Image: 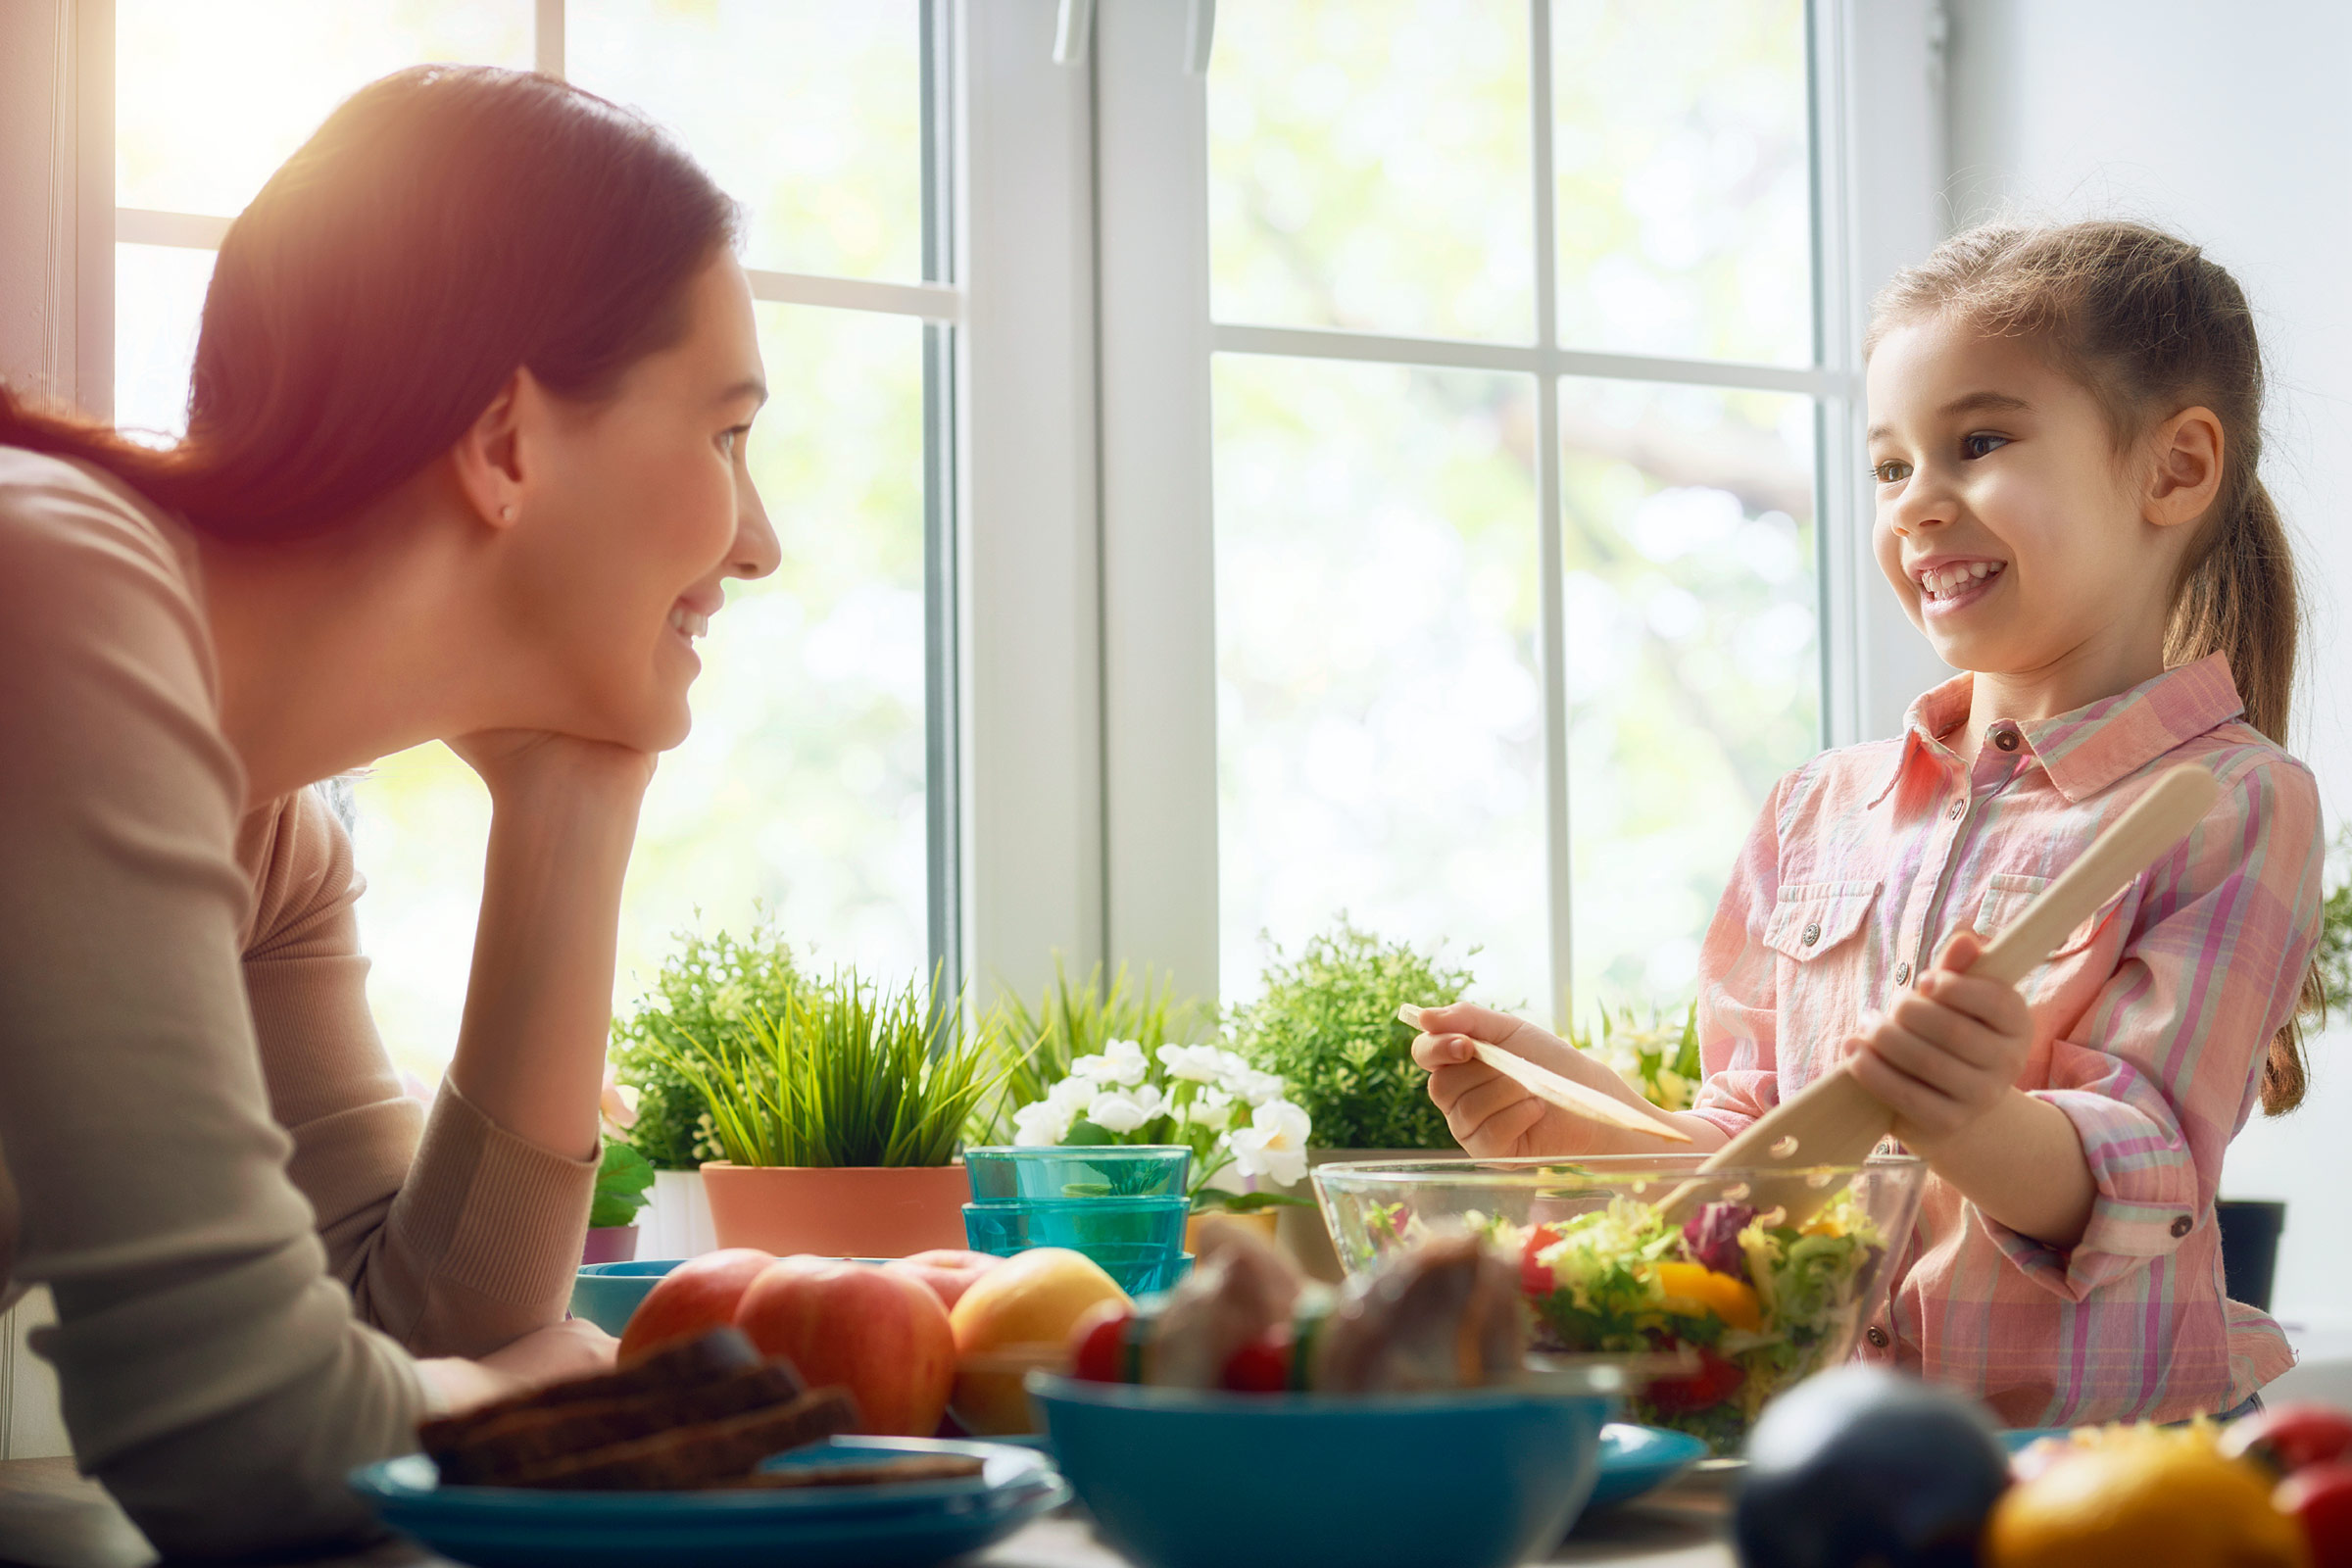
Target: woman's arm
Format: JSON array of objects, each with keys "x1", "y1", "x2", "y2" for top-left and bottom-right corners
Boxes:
[{"x1": 443, "y1": 730, "x2": 655, "y2": 1163}]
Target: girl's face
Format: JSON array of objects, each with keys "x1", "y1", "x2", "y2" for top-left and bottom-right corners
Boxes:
[
  {"x1": 1865, "y1": 311, "x2": 2190, "y2": 681},
  {"x1": 499, "y1": 253, "x2": 780, "y2": 752}
]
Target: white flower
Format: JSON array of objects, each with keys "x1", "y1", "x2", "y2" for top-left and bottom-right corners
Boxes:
[
  {"x1": 1222, "y1": 1065, "x2": 1290, "y2": 1107},
  {"x1": 1099, "y1": 1038, "x2": 1150, "y2": 1085},
  {"x1": 1086, "y1": 1083, "x2": 1167, "y2": 1134},
  {"x1": 1187, "y1": 1085, "x2": 1236, "y2": 1130},
  {"x1": 1046, "y1": 1075, "x2": 1097, "y2": 1116},
  {"x1": 1226, "y1": 1098, "x2": 1310, "y2": 1187},
  {"x1": 1012, "y1": 1099, "x2": 1076, "y2": 1147},
  {"x1": 1156, "y1": 1043, "x2": 1227, "y2": 1083}
]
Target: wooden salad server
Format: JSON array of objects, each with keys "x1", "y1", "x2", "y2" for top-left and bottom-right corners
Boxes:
[
  {"x1": 1396, "y1": 1004, "x2": 1690, "y2": 1142},
  {"x1": 1655, "y1": 761, "x2": 2222, "y2": 1226}
]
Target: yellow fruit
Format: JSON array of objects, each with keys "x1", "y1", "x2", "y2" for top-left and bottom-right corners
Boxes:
[
  {"x1": 948, "y1": 1248, "x2": 1129, "y2": 1436},
  {"x1": 1985, "y1": 1426, "x2": 2310, "y2": 1568},
  {"x1": 1652, "y1": 1261, "x2": 1763, "y2": 1333}
]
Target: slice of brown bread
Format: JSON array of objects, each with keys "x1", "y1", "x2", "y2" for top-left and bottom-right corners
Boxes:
[
  {"x1": 493, "y1": 1386, "x2": 862, "y2": 1492},
  {"x1": 418, "y1": 1328, "x2": 764, "y2": 1456},
  {"x1": 430, "y1": 1361, "x2": 810, "y2": 1486}
]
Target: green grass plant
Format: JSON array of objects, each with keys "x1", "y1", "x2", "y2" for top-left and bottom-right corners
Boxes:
[{"x1": 973, "y1": 959, "x2": 1203, "y2": 1144}]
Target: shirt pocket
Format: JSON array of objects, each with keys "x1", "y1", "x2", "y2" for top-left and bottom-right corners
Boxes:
[
  {"x1": 1971, "y1": 871, "x2": 2129, "y2": 959},
  {"x1": 1764, "y1": 879, "x2": 1881, "y2": 963}
]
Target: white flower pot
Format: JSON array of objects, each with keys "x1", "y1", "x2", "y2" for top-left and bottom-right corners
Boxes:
[{"x1": 636, "y1": 1168, "x2": 717, "y2": 1259}]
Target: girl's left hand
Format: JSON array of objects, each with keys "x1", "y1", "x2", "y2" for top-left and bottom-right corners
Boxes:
[{"x1": 1840, "y1": 929, "x2": 2034, "y2": 1149}]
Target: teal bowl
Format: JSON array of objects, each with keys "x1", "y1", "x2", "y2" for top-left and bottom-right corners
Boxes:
[
  {"x1": 569, "y1": 1258, "x2": 681, "y2": 1336},
  {"x1": 1028, "y1": 1374, "x2": 1608, "y2": 1568},
  {"x1": 963, "y1": 1146, "x2": 1192, "y2": 1201}
]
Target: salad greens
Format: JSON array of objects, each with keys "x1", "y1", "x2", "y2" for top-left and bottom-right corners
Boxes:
[{"x1": 1506, "y1": 1191, "x2": 1884, "y2": 1449}]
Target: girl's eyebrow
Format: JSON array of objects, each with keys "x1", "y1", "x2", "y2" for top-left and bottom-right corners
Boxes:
[{"x1": 1867, "y1": 389, "x2": 2028, "y2": 444}]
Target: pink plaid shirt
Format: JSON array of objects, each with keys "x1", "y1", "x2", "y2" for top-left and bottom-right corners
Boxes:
[{"x1": 1690, "y1": 655, "x2": 2322, "y2": 1426}]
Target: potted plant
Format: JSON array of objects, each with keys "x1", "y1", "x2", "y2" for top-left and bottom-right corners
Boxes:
[
  {"x1": 987, "y1": 963, "x2": 1314, "y2": 1245},
  {"x1": 647, "y1": 967, "x2": 1008, "y2": 1258},
  {"x1": 1567, "y1": 1001, "x2": 1702, "y2": 1112},
  {"x1": 583, "y1": 1135, "x2": 656, "y2": 1264},
  {"x1": 611, "y1": 917, "x2": 804, "y2": 1256},
  {"x1": 1228, "y1": 921, "x2": 1476, "y2": 1278}
]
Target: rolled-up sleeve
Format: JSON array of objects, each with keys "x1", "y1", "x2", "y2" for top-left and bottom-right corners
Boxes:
[
  {"x1": 242, "y1": 790, "x2": 597, "y2": 1357},
  {"x1": 1985, "y1": 757, "x2": 2323, "y2": 1298},
  {"x1": 0, "y1": 459, "x2": 422, "y2": 1558},
  {"x1": 1691, "y1": 772, "x2": 1794, "y2": 1141}
]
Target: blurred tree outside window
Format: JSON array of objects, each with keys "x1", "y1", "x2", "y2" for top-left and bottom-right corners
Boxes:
[{"x1": 1209, "y1": 0, "x2": 1819, "y2": 1019}]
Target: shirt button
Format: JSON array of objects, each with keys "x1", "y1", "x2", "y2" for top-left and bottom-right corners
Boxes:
[
  {"x1": 2170, "y1": 1214, "x2": 2193, "y2": 1239},
  {"x1": 1893, "y1": 962, "x2": 1912, "y2": 987},
  {"x1": 1866, "y1": 1326, "x2": 1890, "y2": 1348},
  {"x1": 1947, "y1": 800, "x2": 1966, "y2": 820},
  {"x1": 1993, "y1": 727, "x2": 2021, "y2": 752},
  {"x1": 1801, "y1": 922, "x2": 1822, "y2": 947}
]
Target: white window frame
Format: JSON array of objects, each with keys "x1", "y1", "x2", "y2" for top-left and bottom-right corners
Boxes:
[{"x1": 1082, "y1": 0, "x2": 1954, "y2": 1021}]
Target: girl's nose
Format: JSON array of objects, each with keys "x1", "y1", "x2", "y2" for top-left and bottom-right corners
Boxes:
[{"x1": 1886, "y1": 478, "x2": 1951, "y2": 537}]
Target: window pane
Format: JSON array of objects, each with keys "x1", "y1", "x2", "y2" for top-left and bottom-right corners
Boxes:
[
  {"x1": 1560, "y1": 380, "x2": 1817, "y2": 1010},
  {"x1": 1551, "y1": 0, "x2": 1812, "y2": 366},
  {"x1": 118, "y1": 0, "x2": 531, "y2": 219},
  {"x1": 568, "y1": 1, "x2": 923, "y2": 283},
  {"x1": 115, "y1": 243, "x2": 214, "y2": 441},
  {"x1": 1214, "y1": 356, "x2": 1545, "y2": 1010},
  {"x1": 1209, "y1": 1, "x2": 1534, "y2": 343},
  {"x1": 352, "y1": 304, "x2": 927, "y2": 1078}
]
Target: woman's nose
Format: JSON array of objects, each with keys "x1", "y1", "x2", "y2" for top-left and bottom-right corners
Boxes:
[{"x1": 731, "y1": 485, "x2": 781, "y2": 581}]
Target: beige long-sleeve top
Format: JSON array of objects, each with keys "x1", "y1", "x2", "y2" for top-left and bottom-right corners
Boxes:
[{"x1": 0, "y1": 446, "x2": 598, "y2": 1556}]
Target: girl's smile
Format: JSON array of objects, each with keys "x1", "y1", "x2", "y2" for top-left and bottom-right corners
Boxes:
[{"x1": 1909, "y1": 554, "x2": 2010, "y2": 617}]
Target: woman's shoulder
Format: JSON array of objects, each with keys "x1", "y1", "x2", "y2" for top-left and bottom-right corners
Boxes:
[{"x1": 0, "y1": 444, "x2": 198, "y2": 606}]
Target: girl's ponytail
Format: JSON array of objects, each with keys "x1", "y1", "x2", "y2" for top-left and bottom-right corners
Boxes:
[{"x1": 1872, "y1": 220, "x2": 2317, "y2": 1114}]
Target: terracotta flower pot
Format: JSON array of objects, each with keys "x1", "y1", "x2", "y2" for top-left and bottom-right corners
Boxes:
[
  {"x1": 700, "y1": 1162, "x2": 970, "y2": 1258},
  {"x1": 581, "y1": 1225, "x2": 640, "y2": 1265},
  {"x1": 1275, "y1": 1147, "x2": 1462, "y2": 1282}
]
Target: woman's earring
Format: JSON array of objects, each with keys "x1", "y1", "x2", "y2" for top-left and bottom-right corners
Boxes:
[{"x1": 500, "y1": 503, "x2": 514, "y2": 522}]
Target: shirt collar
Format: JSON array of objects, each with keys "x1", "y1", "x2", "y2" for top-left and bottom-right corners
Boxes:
[{"x1": 1867, "y1": 654, "x2": 2246, "y2": 807}]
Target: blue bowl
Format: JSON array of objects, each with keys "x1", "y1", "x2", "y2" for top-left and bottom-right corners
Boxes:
[
  {"x1": 1028, "y1": 1374, "x2": 1608, "y2": 1568},
  {"x1": 963, "y1": 1146, "x2": 1192, "y2": 1201},
  {"x1": 569, "y1": 1259, "x2": 682, "y2": 1337}
]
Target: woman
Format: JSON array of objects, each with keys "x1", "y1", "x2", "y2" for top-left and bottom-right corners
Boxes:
[{"x1": 0, "y1": 67, "x2": 776, "y2": 1554}]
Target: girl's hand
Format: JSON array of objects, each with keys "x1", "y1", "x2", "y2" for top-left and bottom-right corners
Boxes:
[
  {"x1": 1412, "y1": 1003, "x2": 1723, "y2": 1158},
  {"x1": 1842, "y1": 929, "x2": 2034, "y2": 1149}
]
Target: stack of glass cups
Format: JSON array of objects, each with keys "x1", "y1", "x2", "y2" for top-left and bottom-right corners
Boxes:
[{"x1": 961, "y1": 1147, "x2": 1194, "y2": 1296}]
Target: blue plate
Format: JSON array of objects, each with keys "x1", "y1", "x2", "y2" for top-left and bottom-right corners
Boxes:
[
  {"x1": 347, "y1": 1436, "x2": 1068, "y2": 1568},
  {"x1": 1582, "y1": 1423, "x2": 1710, "y2": 1512}
]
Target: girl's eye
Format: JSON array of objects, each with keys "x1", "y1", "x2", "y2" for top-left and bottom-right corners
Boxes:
[
  {"x1": 1961, "y1": 431, "x2": 2009, "y2": 460},
  {"x1": 1870, "y1": 459, "x2": 1912, "y2": 484}
]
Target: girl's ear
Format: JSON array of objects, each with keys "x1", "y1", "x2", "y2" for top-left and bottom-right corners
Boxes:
[
  {"x1": 2144, "y1": 405, "x2": 2226, "y2": 531},
  {"x1": 447, "y1": 368, "x2": 535, "y2": 532}
]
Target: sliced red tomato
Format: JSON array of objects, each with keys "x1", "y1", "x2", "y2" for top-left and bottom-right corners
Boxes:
[
  {"x1": 1643, "y1": 1347, "x2": 1746, "y2": 1416},
  {"x1": 1070, "y1": 1303, "x2": 1134, "y2": 1384},
  {"x1": 1520, "y1": 1224, "x2": 1563, "y2": 1298},
  {"x1": 1221, "y1": 1333, "x2": 1292, "y2": 1394}
]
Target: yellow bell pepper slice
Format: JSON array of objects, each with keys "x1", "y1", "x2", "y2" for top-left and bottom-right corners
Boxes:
[{"x1": 1652, "y1": 1260, "x2": 1763, "y2": 1333}]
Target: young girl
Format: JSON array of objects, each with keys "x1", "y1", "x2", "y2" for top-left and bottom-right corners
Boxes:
[{"x1": 1414, "y1": 220, "x2": 2324, "y2": 1428}]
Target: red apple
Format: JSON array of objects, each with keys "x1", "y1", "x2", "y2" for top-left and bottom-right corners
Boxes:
[
  {"x1": 886, "y1": 1250, "x2": 1005, "y2": 1311},
  {"x1": 615, "y1": 1248, "x2": 774, "y2": 1364},
  {"x1": 734, "y1": 1256, "x2": 956, "y2": 1437}
]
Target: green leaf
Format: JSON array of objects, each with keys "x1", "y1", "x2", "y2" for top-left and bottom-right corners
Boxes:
[
  {"x1": 588, "y1": 1193, "x2": 643, "y2": 1229},
  {"x1": 1060, "y1": 1119, "x2": 1117, "y2": 1147}
]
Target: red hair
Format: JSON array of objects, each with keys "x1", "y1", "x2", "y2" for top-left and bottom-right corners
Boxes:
[{"x1": 0, "y1": 66, "x2": 738, "y2": 540}]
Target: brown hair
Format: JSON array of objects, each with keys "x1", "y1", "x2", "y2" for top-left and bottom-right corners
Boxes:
[
  {"x1": 0, "y1": 65, "x2": 737, "y2": 541},
  {"x1": 1870, "y1": 220, "x2": 2316, "y2": 1113}
]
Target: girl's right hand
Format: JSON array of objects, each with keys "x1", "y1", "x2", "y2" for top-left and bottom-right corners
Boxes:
[{"x1": 1410, "y1": 1003, "x2": 1726, "y2": 1158}]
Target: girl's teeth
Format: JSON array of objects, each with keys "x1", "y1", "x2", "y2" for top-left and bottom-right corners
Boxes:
[{"x1": 1922, "y1": 562, "x2": 2003, "y2": 600}]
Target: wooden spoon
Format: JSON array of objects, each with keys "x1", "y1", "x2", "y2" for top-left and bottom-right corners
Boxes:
[{"x1": 1655, "y1": 762, "x2": 2222, "y2": 1226}]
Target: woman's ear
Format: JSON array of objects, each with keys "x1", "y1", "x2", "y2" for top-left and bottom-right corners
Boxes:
[
  {"x1": 448, "y1": 368, "x2": 533, "y2": 531},
  {"x1": 2144, "y1": 405, "x2": 2226, "y2": 531}
]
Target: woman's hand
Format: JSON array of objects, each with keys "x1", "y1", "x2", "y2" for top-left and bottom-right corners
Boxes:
[
  {"x1": 416, "y1": 1318, "x2": 618, "y2": 1416},
  {"x1": 1841, "y1": 929, "x2": 2034, "y2": 1149},
  {"x1": 446, "y1": 728, "x2": 657, "y2": 807},
  {"x1": 1411, "y1": 1003, "x2": 1725, "y2": 1158}
]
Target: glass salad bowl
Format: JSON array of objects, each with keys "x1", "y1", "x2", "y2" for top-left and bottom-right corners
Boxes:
[{"x1": 1313, "y1": 1154, "x2": 1927, "y2": 1450}]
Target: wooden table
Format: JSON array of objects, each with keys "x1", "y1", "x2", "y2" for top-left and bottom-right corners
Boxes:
[{"x1": 0, "y1": 1456, "x2": 1735, "y2": 1568}]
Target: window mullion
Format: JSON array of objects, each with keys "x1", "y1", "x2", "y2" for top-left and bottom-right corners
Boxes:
[{"x1": 1528, "y1": 0, "x2": 1574, "y2": 1032}]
